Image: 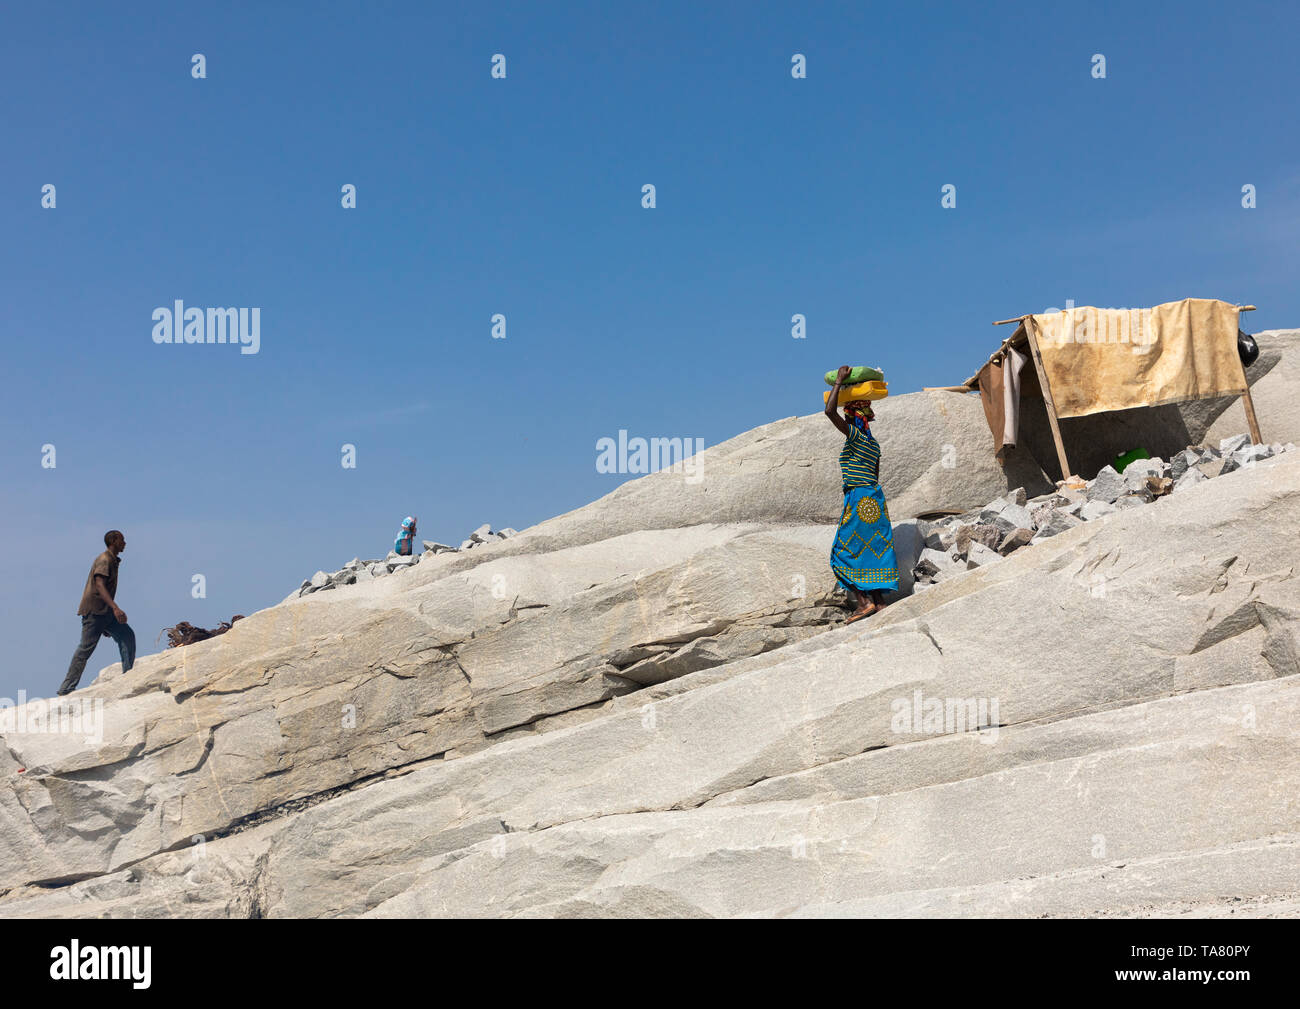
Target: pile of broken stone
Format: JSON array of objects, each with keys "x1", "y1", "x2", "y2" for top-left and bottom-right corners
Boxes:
[
  {"x1": 912, "y1": 434, "x2": 1294, "y2": 589},
  {"x1": 296, "y1": 523, "x2": 518, "y2": 597}
]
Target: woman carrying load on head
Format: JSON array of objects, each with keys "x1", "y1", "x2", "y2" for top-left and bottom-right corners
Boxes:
[{"x1": 824, "y1": 365, "x2": 898, "y2": 623}]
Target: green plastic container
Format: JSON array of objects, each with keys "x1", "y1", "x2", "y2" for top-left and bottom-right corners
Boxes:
[
  {"x1": 1113, "y1": 447, "x2": 1151, "y2": 473},
  {"x1": 824, "y1": 366, "x2": 885, "y2": 387}
]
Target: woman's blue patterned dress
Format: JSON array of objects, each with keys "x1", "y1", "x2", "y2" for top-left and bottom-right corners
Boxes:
[{"x1": 830, "y1": 423, "x2": 899, "y2": 592}]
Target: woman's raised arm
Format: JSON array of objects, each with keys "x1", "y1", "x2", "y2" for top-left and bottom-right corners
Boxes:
[{"x1": 824, "y1": 365, "x2": 852, "y2": 436}]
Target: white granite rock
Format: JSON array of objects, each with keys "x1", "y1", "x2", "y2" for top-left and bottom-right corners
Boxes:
[
  {"x1": 1080, "y1": 500, "x2": 1117, "y2": 522},
  {"x1": 6, "y1": 375, "x2": 1300, "y2": 919},
  {"x1": 1087, "y1": 465, "x2": 1127, "y2": 503}
]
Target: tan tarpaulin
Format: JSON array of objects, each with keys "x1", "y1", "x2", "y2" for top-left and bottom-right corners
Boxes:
[{"x1": 1029, "y1": 298, "x2": 1246, "y2": 419}]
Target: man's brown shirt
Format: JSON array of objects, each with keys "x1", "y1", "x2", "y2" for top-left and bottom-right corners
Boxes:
[{"x1": 77, "y1": 550, "x2": 119, "y2": 616}]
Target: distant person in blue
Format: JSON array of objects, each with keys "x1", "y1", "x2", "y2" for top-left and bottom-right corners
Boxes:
[
  {"x1": 394, "y1": 516, "x2": 418, "y2": 556},
  {"x1": 824, "y1": 366, "x2": 898, "y2": 623}
]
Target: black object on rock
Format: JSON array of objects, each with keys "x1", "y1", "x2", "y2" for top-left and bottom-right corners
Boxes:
[
  {"x1": 160, "y1": 616, "x2": 244, "y2": 648},
  {"x1": 1238, "y1": 330, "x2": 1260, "y2": 368}
]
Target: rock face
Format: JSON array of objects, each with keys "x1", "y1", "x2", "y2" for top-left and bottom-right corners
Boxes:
[
  {"x1": 2, "y1": 365, "x2": 1299, "y2": 917},
  {"x1": 1200, "y1": 329, "x2": 1300, "y2": 449}
]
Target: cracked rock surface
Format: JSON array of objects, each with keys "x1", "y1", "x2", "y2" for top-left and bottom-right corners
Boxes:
[{"x1": 2, "y1": 333, "x2": 1298, "y2": 917}]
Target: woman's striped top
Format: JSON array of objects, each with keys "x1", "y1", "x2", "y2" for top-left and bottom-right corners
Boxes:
[{"x1": 840, "y1": 425, "x2": 881, "y2": 488}]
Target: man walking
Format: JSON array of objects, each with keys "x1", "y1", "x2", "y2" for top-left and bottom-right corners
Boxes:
[{"x1": 58, "y1": 530, "x2": 136, "y2": 696}]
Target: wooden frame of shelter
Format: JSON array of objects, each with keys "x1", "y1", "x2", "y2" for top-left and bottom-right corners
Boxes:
[{"x1": 925, "y1": 304, "x2": 1262, "y2": 481}]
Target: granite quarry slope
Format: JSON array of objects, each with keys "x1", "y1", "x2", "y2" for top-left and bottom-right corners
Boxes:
[{"x1": 1, "y1": 332, "x2": 1297, "y2": 918}]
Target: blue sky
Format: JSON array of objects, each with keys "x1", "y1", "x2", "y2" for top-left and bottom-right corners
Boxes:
[{"x1": 2, "y1": 0, "x2": 1297, "y2": 698}]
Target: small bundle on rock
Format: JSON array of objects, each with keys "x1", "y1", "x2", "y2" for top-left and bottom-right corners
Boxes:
[
  {"x1": 161, "y1": 616, "x2": 244, "y2": 648},
  {"x1": 910, "y1": 435, "x2": 1295, "y2": 591},
  {"x1": 296, "y1": 524, "x2": 520, "y2": 597}
]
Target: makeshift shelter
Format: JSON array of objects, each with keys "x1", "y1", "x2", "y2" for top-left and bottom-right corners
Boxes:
[{"x1": 937, "y1": 298, "x2": 1262, "y2": 481}]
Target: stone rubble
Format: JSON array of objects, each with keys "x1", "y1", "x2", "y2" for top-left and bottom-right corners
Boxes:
[
  {"x1": 911, "y1": 437, "x2": 1295, "y2": 590},
  {"x1": 296, "y1": 524, "x2": 518, "y2": 597}
]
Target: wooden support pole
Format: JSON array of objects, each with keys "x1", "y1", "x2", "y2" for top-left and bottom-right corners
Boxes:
[
  {"x1": 1241, "y1": 387, "x2": 1263, "y2": 445},
  {"x1": 923, "y1": 385, "x2": 977, "y2": 392},
  {"x1": 1021, "y1": 316, "x2": 1073, "y2": 481},
  {"x1": 1237, "y1": 305, "x2": 1262, "y2": 444}
]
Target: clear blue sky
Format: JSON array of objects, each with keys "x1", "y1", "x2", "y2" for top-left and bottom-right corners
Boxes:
[{"x1": 2, "y1": 1, "x2": 1297, "y2": 698}]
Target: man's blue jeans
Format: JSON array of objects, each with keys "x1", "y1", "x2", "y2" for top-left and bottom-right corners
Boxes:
[{"x1": 59, "y1": 613, "x2": 135, "y2": 695}]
